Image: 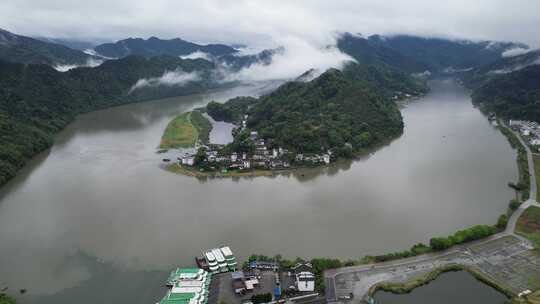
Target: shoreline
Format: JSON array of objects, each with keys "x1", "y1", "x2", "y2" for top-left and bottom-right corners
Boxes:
[
  {"x1": 163, "y1": 130, "x2": 403, "y2": 179},
  {"x1": 324, "y1": 112, "x2": 540, "y2": 303}
]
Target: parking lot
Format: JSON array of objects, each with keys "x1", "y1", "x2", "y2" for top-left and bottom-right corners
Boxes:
[
  {"x1": 326, "y1": 235, "x2": 539, "y2": 303},
  {"x1": 216, "y1": 271, "x2": 277, "y2": 304}
]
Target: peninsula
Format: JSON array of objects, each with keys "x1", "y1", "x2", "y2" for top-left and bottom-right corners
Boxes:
[{"x1": 161, "y1": 63, "x2": 426, "y2": 177}]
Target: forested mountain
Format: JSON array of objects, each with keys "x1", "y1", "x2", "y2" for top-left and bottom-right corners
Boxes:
[
  {"x1": 94, "y1": 36, "x2": 238, "y2": 58},
  {"x1": 207, "y1": 62, "x2": 426, "y2": 157},
  {"x1": 471, "y1": 65, "x2": 540, "y2": 121},
  {"x1": 368, "y1": 35, "x2": 523, "y2": 72},
  {"x1": 338, "y1": 33, "x2": 523, "y2": 73},
  {"x1": 337, "y1": 33, "x2": 428, "y2": 73},
  {"x1": 463, "y1": 49, "x2": 540, "y2": 88},
  {"x1": 218, "y1": 47, "x2": 283, "y2": 70},
  {"x1": 0, "y1": 28, "x2": 93, "y2": 65},
  {"x1": 0, "y1": 55, "x2": 219, "y2": 186}
]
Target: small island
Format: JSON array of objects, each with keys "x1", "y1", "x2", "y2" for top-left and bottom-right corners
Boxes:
[{"x1": 161, "y1": 64, "x2": 426, "y2": 177}]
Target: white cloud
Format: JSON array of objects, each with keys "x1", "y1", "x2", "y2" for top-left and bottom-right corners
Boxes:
[
  {"x1": 53, "y1": 57, "x2": 103, "y2": 72},
  {"x1": 129, "y1": 69, "x2": 201, "y2": 93},
  {"x1": 180, "y1": 51, "x2": 212, "y2": 61},
  {"x1": 221, "y1": 35, "x2": 354, "y2": 82},
  {"x1": 502, "y1": 47, "x2": 531, "y2": 58}
]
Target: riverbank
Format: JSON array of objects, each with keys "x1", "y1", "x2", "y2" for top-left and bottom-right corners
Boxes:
[
  {"x1": 166, "y1": 163, "x2": 275, "y2": 178},
  {"x1": 498, "y1": 121, "x2": 531, "y2": 201}
]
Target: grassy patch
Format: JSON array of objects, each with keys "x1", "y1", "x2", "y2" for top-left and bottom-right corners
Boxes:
[
  {"x1": 190, "y1": 110, "x2": 212, "y2": 144},
  {"x1": 516, "y1": 206, "x2": 540, "y2": 251},
  {"x1": 535, "y1": 154, "x2": 540, "y2": 202},
  {"x1": 160, "y1": 112, "x2": 198, "y2": 149}
]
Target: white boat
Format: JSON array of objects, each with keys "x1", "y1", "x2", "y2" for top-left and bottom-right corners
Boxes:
[
  {"x1": 220, "y1": 246, "x2": 237, "y2": 271},
  {"x1": 204, "y1": 250, "x2": 219, "y2": 272},
  {"x1": 211, "y1": 248, "x2": 228, "y2": 272}
]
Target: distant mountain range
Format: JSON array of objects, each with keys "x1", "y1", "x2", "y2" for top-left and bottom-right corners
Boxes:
[
  {"x1": 33, "y1": 37, "x2": 101, "y2": 51},
  {"x1": 91, "y1": 36, "x2": 280, "y2": 71},
  {"x1": 93, "y1": 36, "x2": 238, "y2": 58},
  {"x1": 0, "y1": 28, "x2": 94, "y2": 66},
  {"x1": 0, "y1": 29, "x2": 277, "y2": 71},
  {"x1": 337, "y1": 33, "x2": 525, "y2": 73}
]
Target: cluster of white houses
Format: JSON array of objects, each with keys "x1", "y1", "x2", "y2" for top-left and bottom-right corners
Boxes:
[
  {"x1": 179, "y1": 131, "x2": 332, "y2": 170},
  {"x1": 509, "y1": 120, "x2": 540, "y2": 147}
]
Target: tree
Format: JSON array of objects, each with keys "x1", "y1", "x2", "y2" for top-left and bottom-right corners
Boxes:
[
  {"x1": 251, "y1": 293, "x2": 272, "y2": 304},
  {"x1": 429, "y1": 237, "x2": 452, "y2": 251},
  {"x1": 194, "y1": 147, "x2": 207, "y2": 165},
  {"x1": 496, "y1": 214, "x2": 508, "y2": 229}
]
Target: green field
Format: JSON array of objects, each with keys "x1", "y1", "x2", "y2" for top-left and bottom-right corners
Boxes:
[
  {"x1": 535, "y1": 154, "x2": 540, "y2": 202},
  {"x1": 190, "y1": 110, "x2": 212, "y2": 144},
  {"x1": 159, "y1": 111, "x2": 212, "y2": 149},
  {"x1": 516, "y1": 206, "x2": 540, "y2": 250}
]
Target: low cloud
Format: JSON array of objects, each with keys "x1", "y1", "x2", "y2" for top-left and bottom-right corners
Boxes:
[
  {"x1": 502, "y1": 47, "x2": 531, "y2": 58},
  {"x1": 53, "y1": 57, "x2": 103, "y2": 72},
  {"x1": 180, "y1": 51, "x2": 212, "y2": 61},
  {"x1": 220, "y1": 35, "x2": 354, "y2": 82},
  {"x1": 129, "y1": 69, "x2": 201, "y2": 93}
]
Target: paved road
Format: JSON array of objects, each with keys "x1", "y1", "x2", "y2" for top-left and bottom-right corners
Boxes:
[
  {"x1": 324, "y1": 122, "x2": 540, "y2": 303},
  {"x1": 505, "y1": 124, "x2": 540, "y2": 234}
]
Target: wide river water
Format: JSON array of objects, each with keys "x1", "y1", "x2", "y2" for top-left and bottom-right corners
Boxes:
[{"x1": 0, "y1": 79, "x2": 517, "y2": 303}]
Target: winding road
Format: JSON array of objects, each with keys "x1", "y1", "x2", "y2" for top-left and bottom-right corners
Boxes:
[{"x1": 324, "y1": 122, "x2": 540, "y2": 303}]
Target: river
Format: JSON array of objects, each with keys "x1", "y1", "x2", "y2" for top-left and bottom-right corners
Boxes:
[{"x1": 0, "y1": 79, "x2": 517, "y2": 304}]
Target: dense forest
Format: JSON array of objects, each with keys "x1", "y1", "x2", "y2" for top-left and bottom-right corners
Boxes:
[
  {"x1": 207, "y1": 62, "x2": 427, "y2": 157},
  {"x1": 0, "y1": 55, "x2": 219, "y2": 186},
  {"x1": 471, "y1": 65, "x2": 540, "y2": 121},
  {"x1": 206, "y1": 96, "x2": 258, "y2": 123}
]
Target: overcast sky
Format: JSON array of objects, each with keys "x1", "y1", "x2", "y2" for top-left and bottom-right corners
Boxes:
[
  {"x1": 1, "y1": 0, "x2": 539, "y2": 48},
  {"x1": 2, "y1": 0, "x2": 538, "y2": 80}
]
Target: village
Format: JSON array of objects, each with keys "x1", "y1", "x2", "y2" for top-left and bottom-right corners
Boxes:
[
  {"x1": 158, "y1": 246, "x2": 321, "y2": 304},
  {"x1": 509, "y1": 119, "x2": 540, "y2": 149},
  {"x1": 178, "y1": 128, "x2": 333, "y2": 172}
]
